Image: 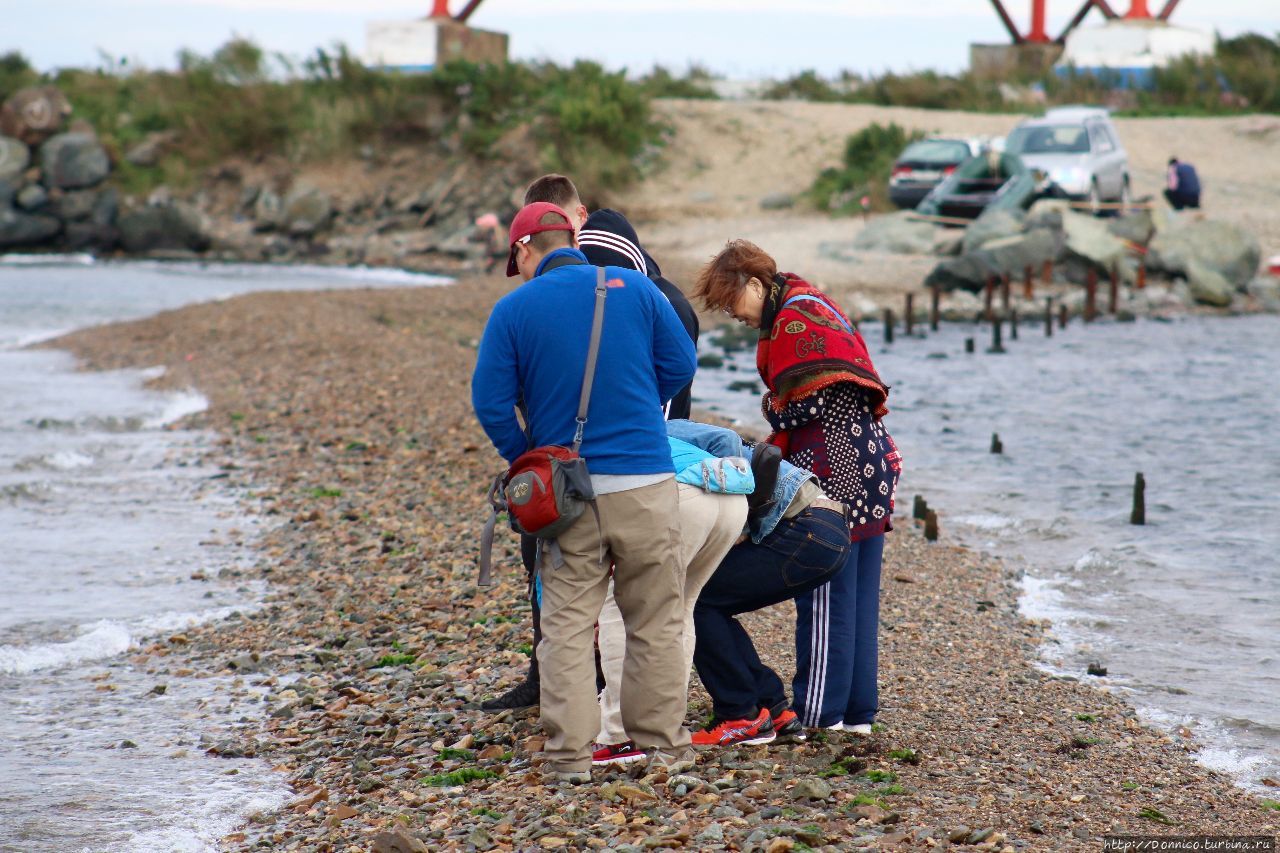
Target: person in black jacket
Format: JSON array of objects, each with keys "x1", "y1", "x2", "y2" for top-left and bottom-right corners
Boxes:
[{"x1": 480, "y1": 175, "x2": 700, "y2": 712}]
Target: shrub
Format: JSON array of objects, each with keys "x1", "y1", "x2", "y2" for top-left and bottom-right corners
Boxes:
[
  {"x1": 638, "y1": 65, "x2": 719, "y2": 100},
  {"x1": 808, "y1": 122, "x2": 924, "y2": 213}
]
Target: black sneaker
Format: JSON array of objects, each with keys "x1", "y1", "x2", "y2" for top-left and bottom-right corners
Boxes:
[{"x1": 480, "y1": 676, "x2": 540, "y2": 711}]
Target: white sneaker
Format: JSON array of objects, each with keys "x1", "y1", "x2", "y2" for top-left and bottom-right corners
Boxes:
[
  {"x1": 846, "y1": 723, "x2": 873, "y2": 736},
  {"x1": 825, "y1": 722, "x2": 845, "y2": 731}
]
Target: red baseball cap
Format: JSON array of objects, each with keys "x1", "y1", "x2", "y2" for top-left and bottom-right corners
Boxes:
[{"x1": 506, "y1": 202, "x2": 575, "y2": 277}]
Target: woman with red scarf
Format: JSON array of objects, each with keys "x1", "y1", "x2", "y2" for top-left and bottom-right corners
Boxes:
[{"x1": 693, "y1": 239, "x2": 901, "y2": 733}]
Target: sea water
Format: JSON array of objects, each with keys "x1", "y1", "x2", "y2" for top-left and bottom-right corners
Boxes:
[
  {"x1": 0, "y1": 258, "x2": 449, "y2": 852},
  {"x1": 694, "y1": 313, "x2": 1280, "y2": 792}
]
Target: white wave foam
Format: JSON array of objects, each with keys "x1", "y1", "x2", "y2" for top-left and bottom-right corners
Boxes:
[
  {"x1": 0, "y1": 252, "x2": 96, "y2": 267},
  {"x1": 138, "y1": 365, "x2": 168, "y2": 381},
  {"x1": 143, "y1": 391, "x2": 209, "y2": 428},
  {"x1": 953, "y1": 513, "x2": 1019, "y2": 532},
  {"x1": 1072, "y1": 549, "x2": 1115, "y2": 572},
  {"x1": 114, "y1": 259, "x2": 452, "y2": 287},
  {"x1": 43, "y1": 450, "x2": 95, "y2": 470},
  {"x1": 118, "y1": 788, "x2": 289, "y2": 853},
  {"x1": 0, "y1": 605, "x2": 248, "y2": 675},
  {"x1": 0, "y1": 621, "x2": 133, "y2": 675}
]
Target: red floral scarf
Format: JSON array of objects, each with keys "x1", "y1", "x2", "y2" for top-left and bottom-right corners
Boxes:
[{"x1": 755, "y1": 275, "x2": 889, "y2": 419}]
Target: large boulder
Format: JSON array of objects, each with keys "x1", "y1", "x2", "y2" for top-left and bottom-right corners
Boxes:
[
  {"x1": 63, "y1": 221, "x2": 119, "y2": 252},
  {"x1": 1060, "y1": 209, "x2": 1126, "y2": 274},
  {"x1": 49, "y1": 189, "x2": 99, "y2": 222},
  {"x1": 924, "y1": 254, "x2": 996, "y2": 293},
  {"x1": 0, "y1": 208, "x2": 61, "y2": 247},
  {"x1": 16, "y1": 184, "x2": 47, "y2": 211},
  {"x1": 851, "y1": 212, "x2": 936, "y2": 255},
  {"x1": 1148, "y1": 218, "x2": 1260, "y2": 289},
  {"x1": 0, "y1": 87, "x2": 72, "y2": 146},
  {"x1": 1184, "y1": 260, "x2": 1235, "y2": 307},
  {"x1": 0, "y1": 135, "x2": 29, "y2": 182},
  {"x1": 253, "y1": 188, "x2": 282, "y2": 231},
  {"x1": 0, "y1": 177, "x2": 15, "y2": 207},
  {"x1": 1107, "y1": 209, "x2": 1156, "y2": 246},
  {"x1": 40, "y1": 133, "x2": 110, "y2": 189},
  {"x1": 280, "y1": 185, "x2": 333, "y2": 236},
  {"x1": 118, "y1": 202, "x2": 211, "y2": 254},
  {"x1": 974, "y1": 228, "x2": 1059, "y2": 277},
  {"x1": 962, "y1": 208, "x2": 1024, "y2": 254},
  {"x1": 1247, "y1": 276, "x2": 1280, "y2": 310}
]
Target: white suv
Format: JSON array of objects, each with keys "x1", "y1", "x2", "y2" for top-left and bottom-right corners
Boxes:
[{"x1": 1004, "y1": 107, "x2": 1129, "y2": 208}]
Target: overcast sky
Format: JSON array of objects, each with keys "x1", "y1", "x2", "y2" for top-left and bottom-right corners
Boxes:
[{"x1": 7, "y1": 0, "x2": 1276, "y2": 78}]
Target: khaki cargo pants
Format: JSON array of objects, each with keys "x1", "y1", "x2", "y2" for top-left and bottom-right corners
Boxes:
[{"x1": 537, "y1": 476, "x2": 691, "y2": 773}]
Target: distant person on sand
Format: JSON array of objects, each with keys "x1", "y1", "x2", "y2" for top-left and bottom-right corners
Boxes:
[
  {"x1": 1165, "y1": 157, "x2": 1201, "y2": 210},
  {"x1": 693, "y1": 239, "x2": 901, "y2": 735},
  {"x1": 472, "y1": 202, "x2": 697, "y2": 782},
  {"x1": 480, "y1": 174, "x2": 699, "y2": 713}
]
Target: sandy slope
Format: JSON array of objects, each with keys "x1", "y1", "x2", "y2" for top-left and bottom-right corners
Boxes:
[{"x1": 617, "y1": 99, "x2": 1280, "y2": 302}]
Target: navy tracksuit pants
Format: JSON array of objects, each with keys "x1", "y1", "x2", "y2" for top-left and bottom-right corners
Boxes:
[{"x1": 792, "y1": 534, "x2": 884, "y2": 728}]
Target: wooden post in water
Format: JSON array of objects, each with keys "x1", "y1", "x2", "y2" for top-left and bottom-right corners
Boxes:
[
  {"x1": 990, "y1": 433, "x2": 1003, "y2": 454},
  {"x1": 965, "y1": 337, "x2": 975, "y2": 353},
  {"x1": 924, "y1": 510, "x2": 939, "y2": 542},
  {"x1": 1023, "y1": 264, "x2": 1034, "y2": 300},
  {"x1": 1085, "y1": 269, "x2": 1098, "y2": 322},
  {"x1": 883, "y1": 308, "x2": 895, "y2": 344},
  {"x1": 1010, "y1": 309, "x2": 1019, "y2": 340},
  {"x1": 1131, "y1": 473, "x2": 1146, "y2": 525},
  {"x1": 905, "y1": 293, "x2": 915, "y2": 337},
  {"x1": 984, "y1": 276, "x2": 995, "y2": 322},
  {"x1": 913, "y1": 495, "x2": 928, "y2": 521},
  {"x1": 989, "y1": 317, "x2": 1005, "y2": 353},
  {"x1": 1059, "y1": 303, "x2": 1069, "y2": 329},
  {"x1": 1136, "y1": 263, "x2": 1147, "y2": 290},
  {"x1": 1042, "y1": 259, "x2": 1053, "y2": 285},
  {"x1": 1045, "y1": 297, "x2": 1054, "y2": 337},
  {"x1": 930, "y1": 286, "x2": 940, "y2": 332},
  {"x1": 1109, "y1": 262, "x2": 1120, "y2": 315},
  {"x1": 1001, "y1": 274, "x2": 1012, "y2": 313}
]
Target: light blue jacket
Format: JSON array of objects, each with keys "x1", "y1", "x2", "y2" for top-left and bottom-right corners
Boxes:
[
  {"x1": 669, "y1": 437, "x2": 754, "y2": 494},
  {"x1": 665, "y1": 420, "x2": 819, "y2": 544}
]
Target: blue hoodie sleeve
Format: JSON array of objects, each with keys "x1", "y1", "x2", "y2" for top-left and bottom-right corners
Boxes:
[
  {"x1": 649, "y1": 285, "x2": 697, "y2": 404},
  {"x1": 471, "y1": 302, "x2": 527, "y2": 464}
]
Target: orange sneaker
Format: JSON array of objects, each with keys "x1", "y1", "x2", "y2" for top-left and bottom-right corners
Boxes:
[
  {"x1": 691, "y1": 708, "x2": 776, "y2": 747},
  {"x1": 772, "y1": 708, "x2": 807, "y2": 742}
]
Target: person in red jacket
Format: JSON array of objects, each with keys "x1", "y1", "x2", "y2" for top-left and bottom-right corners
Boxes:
[{"x1": 693, "y1": 239, "x2": 901, "y2": 734}]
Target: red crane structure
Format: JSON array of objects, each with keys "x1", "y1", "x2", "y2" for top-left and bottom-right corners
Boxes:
[
  {"x1": 430, "y1": 0, "x2": 486, "y2": 24},
  {"x1": 989, "y1": 0, "x2": 1185, "y2": 44}
]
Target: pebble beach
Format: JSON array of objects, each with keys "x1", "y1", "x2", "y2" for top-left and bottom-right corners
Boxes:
[{"x1": 48, "y1": 276, "x2": 1280, "y2": 852}]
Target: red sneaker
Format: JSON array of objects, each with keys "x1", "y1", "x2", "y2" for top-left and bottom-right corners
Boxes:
[
  {"x1": 691, "y1": 708, "x2": 776, "y2": 747},
  {"x1": 772, "y1": 709, "x2": 807, "y2": 742},
  {"x1": 592, "y1": 741, "x2": 645, "y2": 765}
]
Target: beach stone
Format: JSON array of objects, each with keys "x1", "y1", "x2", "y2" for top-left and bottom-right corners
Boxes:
[
  {"x1": 40, "y1": 133, "x2": 111, "y2": 189},
  {"x1": 1246, "y1": 276, "x2": 1280, "y2": 310},
  {"x1": 118, "y1": 201, "x2": 211, "y2": 254},
  {"x1": 948, "y1": 826, "x2": 972, "y2": 843},
  {"x1": 0, "y1": 208, "x2": 61, "y2": 247},
  {"x1": 759, "y1": 192, "x2": 795, "y2": 210},
  {"x1": 280, "y1": 184, "x2": 333, "y2": 236},
  {"x1": 50, "y1": 188, "x2": 99, "y2": 222},
  {"x1": 852, "y1": 211, "x2": 936, "y2": 255},
  {"x1": 1148, "y1": 218, "x2": 1260, "y2": 288},
  {"x1": 974, "y1": 228, "x2": 1058, "y2": 277},
  {"x1": 0, "y1": 135, "x2": 29, "y2": 182},
  {"x1": 124, "y1": 130, "x2": 179, "y2": 168},
  {"x1": 968, "y1": 827, "x2": 996, "y2": 844},
  {"x1": 695, "y1": 823, "x2": 725, "y2": 843},
  {"x1": 1108, "y1": 208, "x2": 1156, "y2": 245},
  {"x1": 1060, "y1": 208, "x2": 1126, "y2": 273},
  {"x1": 0, "y1": 86, "x2": 72, "y2": 145},
  {"x1": 790, "y1": 777, "x2": 832, "y2": 801},
  {"x1": 925, "y1": 254, "x2": 994, "y2": 293},
  {"x1": 253, "y1": 188, "x2": 282, "y2": 231},
  {"x1": 963, "y1": 208, "x2": 1024, "y2": 254},
  {"x1": 63, "y1": 221, "x2": 119, "y2": 252},
  {"x1": 372, "y1": 829, "x2": 429, "y2": 852},
  {"x1": 933, "y1": 229, "x2": 965, "y2": 256},
  {"x1": 0, "y1": 177, "x2": 14, "y2": 207},
  {"x1": 1185, "y1": 260, "x2": 1235, "y2": 308},
  {"x1": 16, "y1": 183, "x2": 47, "y2": 210}
]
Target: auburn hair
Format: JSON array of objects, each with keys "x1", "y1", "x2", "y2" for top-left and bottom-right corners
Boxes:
[
  {"x1": 693, "y1": 239, "x2": 778, "y2": 312},
  {"x1": 523, "y1": 174, "x2": 580, "y2": 211}
]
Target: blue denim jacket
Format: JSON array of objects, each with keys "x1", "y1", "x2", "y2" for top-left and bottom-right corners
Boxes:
[{"x1": 665, "y1": 420, "x2": 818, "y2": 543}]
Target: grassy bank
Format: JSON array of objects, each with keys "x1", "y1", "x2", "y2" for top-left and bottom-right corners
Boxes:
[{"x1": 0, "y1": 41, "x2": 665, "y2": 198}]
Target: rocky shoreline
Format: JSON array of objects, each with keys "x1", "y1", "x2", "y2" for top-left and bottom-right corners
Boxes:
[{"x1": 47, "y1": 275, "x2": 1279, "y2": 852}]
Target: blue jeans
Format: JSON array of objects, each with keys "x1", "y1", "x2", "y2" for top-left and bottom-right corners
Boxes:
[
  {"x1": 792, "y1": 534, "x2": 885, "y2": 727},
  {"x1": 692, "y1": 507, "x2": 850, "y2": 720}
]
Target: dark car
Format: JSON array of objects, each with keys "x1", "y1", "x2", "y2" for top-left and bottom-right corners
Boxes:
[
  {"x1": 889, "y1": 137, "x2": 984, "y2": 209},
  {"x1": 916, "y1": 151, "x2": 1039, "y2": 220}
]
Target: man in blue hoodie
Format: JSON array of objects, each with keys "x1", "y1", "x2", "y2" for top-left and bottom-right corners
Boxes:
[{"x1": 472, "y1": 202, "x2": 698, "y2": 781}]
